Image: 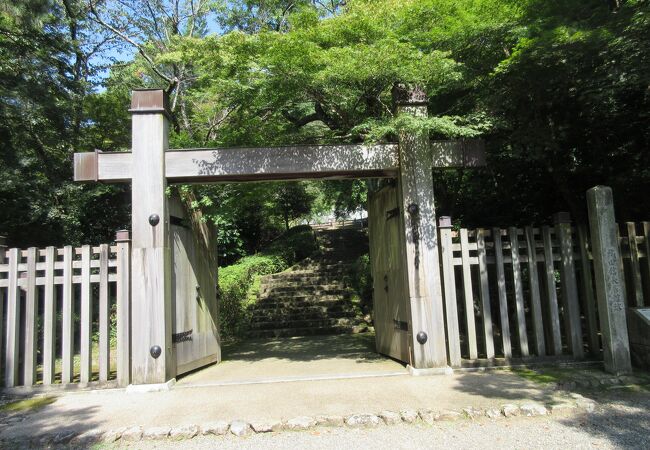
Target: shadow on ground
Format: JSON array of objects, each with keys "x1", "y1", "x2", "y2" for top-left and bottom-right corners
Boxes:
[
  {"x1": 453, "y1": 365, "x2": 650, "y2": 450},
  {"x1": 0, "y1": 397, "x2": 101, "y2": 444},
  {"x1": 221, "y1": 333, "x2": 383, "y2": 363}
]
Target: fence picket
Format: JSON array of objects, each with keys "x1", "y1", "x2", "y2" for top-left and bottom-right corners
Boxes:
[
  {"x1": 99, "y1": 244, "x2": 110, "y2": 382},
  {"x1": 645, "y1": 222, "x2": 650, "y2": 290},
  {"x1": 43, "y1": 246, "x2": 56, "y2": 385},
  {"x1": 493, "y1": 228, "x2": 512, "y2": 358},
  {"x1": 627, "y1": 223, "x2": 644, "y2": 307},
  {"x1": 116, "y1": 232, "x2": 131, "y2": 386},
  {"x1": 509, "y1": 227, "x2": 529, "y2": 357},
  {"x1": 542, "y1": 226, "x2": 562, "y2": 355},
  {"x1": 5, "y1": 248, "x2": 20, "y2": 387},
  {"x1": 24, "y1": 247, "x2": 37, "y2": 386},
  {"x1": 525, "y1": 227, "x2": 545, "y2": 356},
  {"x1": 555, "y1": 215, "x2": 584, "y2": 358},
  {"x1": 460, "y1": 229, "x2": 478, "y2": 359},
  {"x1": 440, "y1": 221, "x2": 461, "y2": 366},
  {"x1": 80, "y1": 245, "x2": 92, "y2": 384},
  {"x1": 476, "y1": 229, "x2": 495, "y2": 359},
  {"x1": 0, "y1": 238, "x2": 5, "y2": 374},
  {"x1": 62, "y1": 246, "x2": 74, "y2": 384},
  {"x1": 577, "y1": 225, "x2": 600, "y2": 355}
]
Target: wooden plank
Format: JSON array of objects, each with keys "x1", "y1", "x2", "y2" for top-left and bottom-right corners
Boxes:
[
  {"x1": 509, "y1": 227, "x2": 529, "y2": 357},
  {"x1": 80, "y1": 245, "x2": 92, "y2": 384},
  {"x1": 166, "y1": 144, "x2": 400, "y2": 182},
  {"x1": 43, "y1": 246, "x2": 56, "y2": 385},
  {"x1": 476, "y1": 228, "x2": 495, "y2": 359},
  {"x1": 460, "y1": 229, "x2": 478, "y2": 359},
  {"x1": 493, "y1": 228, "x2": 512, "y2": 358},
  {"x1": 99, "y1": 244, "x2": 110, "y2": 382},
  {"x1": 0, "y1": 238, "x2": 5, "y2": 375},
  {"x1": 439, "y1": 220, "x2": 461, "y2": 366},
  {"x1": 643, "y1": 222, "x2": 650, "y2": 303},
  {"x1": 394, "y1": 86, "x2": 447, "y2": 369},
  {"x1": 525, "y1": 227, "x2": 545, "y2": 356},
  {"x1": 554, "y1": 214, "x2": 584, "y2": 358},
  {"x1": 645, "y1": 222, "x2": 650, "y2": 293},
  {"x1": 542, "y1": 226, "x2": 563, "y2": 355},
  {"x1": 4, "y1": 248, "x2": 20, "y2": 387},
  {"x1": 170, "y1": 193, "x2": 222, "y2": 376},
  {"x1": 130, "y1": 91, "x2": 175, "y2": 384},
  {"x1": 62, "y1": 246, "x2": 74, "y2": 384},
  {"x1": 577, "y1": 224, "x2": 600, "y2": 355},
  {"x1": 74, "y1": 140, "x2": 488, "y2": 183},
  {"x1": 615, "y1": 226, "x2": 629, "y2": 307},
  {"x1": 626, "y1": 223, "x2": 644, "y2": 307},
  {"x1": 116, "y1": 231, "x2": 131, "y2": 387},
  {"x1": 75, "y1": 143, "x2": 401, "y2": 183},
  {"x1": 24, "y1": 247, "x2": 37, "y2": 385}
]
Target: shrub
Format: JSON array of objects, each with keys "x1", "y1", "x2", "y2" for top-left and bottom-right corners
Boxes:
[
  {"x1": 218, "y1": 226, "x2": 319, "y2": 339},
  {"x1": 346, "y1": 253, "x2": 373, "y2": 315}
]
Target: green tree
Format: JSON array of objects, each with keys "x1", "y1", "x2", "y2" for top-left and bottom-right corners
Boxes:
[
  {"x1": 0, "y1": 0, "x2": 129, "y2": 247},
  {"x1": 272, "y1": 182, "x2": 314, "y2": 230}
]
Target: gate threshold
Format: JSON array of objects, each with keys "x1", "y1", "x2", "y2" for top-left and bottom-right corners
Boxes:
[{"x1": 175, "y1": 370, "x2": 409, "y2": 389}]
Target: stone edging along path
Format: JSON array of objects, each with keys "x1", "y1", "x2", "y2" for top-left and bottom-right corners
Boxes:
[{"x1": 3, "y1": 393, "x2": 597, "y2": 447}]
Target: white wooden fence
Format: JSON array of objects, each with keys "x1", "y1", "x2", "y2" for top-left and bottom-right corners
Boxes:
[
  {"x1": 0, "y1": 232, "x2": 130, "y2": 388},
  {"x1": 439, "y1": 215, "x2": 649, "y2": 367}
]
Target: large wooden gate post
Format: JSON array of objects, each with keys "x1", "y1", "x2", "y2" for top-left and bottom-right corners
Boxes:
[
  {"x1": 586, "y1": 186, "x2": 632, "y2": 375},
  {"x1": 129, "y1": 89, "x2": 175, "y2": 385},
  {"x1": 393, "y1": 84, "x2": 448, "y2": 369}
]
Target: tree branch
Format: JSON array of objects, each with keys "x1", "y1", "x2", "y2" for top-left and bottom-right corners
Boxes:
[{"x1": 88, "y1": 0, "x2": 176, "y2": 90}]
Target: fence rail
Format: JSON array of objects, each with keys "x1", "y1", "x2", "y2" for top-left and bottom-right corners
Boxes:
[
  {"x1": 0, "y1": 235, "x2": 130, "y2": 388},
  {"x1": 438, "y1": 216, "x2": 649, "y2": 368}
]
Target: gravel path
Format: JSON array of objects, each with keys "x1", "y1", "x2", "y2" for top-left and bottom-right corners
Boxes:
[{"x1": 113, "y1": 391, "x2": 650, "y2": 450}]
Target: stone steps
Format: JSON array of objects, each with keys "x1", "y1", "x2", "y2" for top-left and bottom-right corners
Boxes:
[
  {"x1": 259, "y1": 287, "x2": 349, "y2": 296},
  {"x1": 249, "y1": 309, "x2": 357, "y2": 324},
  {"x1": 250, "y1": 317, "x2": 357, "y2": 331},
  {"x1": 256, "y1": 294, "x2": 352, "y2": 304},
  {"x1": 245, "y1": 225, "x2": 369, "y2": 339},
  {"x1": 250, "y1": 299, "x2": 357, "y2": 312},
  {"x1": 246, "y1": 324, "x2": 369, "y2": 340},
  {"x1": 264, "y1": 272, "x2": 350, "y2": 282}
]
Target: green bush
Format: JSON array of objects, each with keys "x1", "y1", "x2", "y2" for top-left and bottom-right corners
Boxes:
[
  {"x1": 346, "y1": 253, "x2": 373, "y2": 315},
  {"x1": 218, "y1": 226, "x2": 319, "y2": 339}
]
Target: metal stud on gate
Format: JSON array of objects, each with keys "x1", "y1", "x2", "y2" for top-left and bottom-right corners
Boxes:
[
  {"x1": 148, "y1": 213, "x2": 160, "y2": 226},
  {"x1": 150, "y1": 345, "x2": 162, "y2": 359},
  {"x1": 416, "y1": 331, "x2": 428, "y2": 345}
]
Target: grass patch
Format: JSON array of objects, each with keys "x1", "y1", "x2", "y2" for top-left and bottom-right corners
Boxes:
[
  {"x1": 511, "y1": 367, "x2": 571, "y2": 384},
  {"x1": 1, "y1": 396, "x2": 56, "y2": 413}
]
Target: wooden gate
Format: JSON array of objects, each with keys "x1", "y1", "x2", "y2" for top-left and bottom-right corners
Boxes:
[
  {"x1": 368, "y1": 183, "x2": 411, "y2": 364},
  {"x1": 169, "y1": 195, "x2": 221, "y2": 376}
]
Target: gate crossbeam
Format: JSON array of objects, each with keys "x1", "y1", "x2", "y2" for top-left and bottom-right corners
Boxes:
[{"x1": 74, "y1": 142, "x2": 484, "y2": 184}]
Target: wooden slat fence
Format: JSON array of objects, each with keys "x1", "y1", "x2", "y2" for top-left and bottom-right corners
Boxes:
[
  {"x1": 439, "y1": 217, "x2": 586, "y2": 366},
  {"x1": 439, "y1": 218, "x2": 650, "y2": 368},
  {"x1": 616, "y1": 222, "x2": 650, "y2": 308},
  {"x1": 0, "y1": 237, "x2": 131, "y2": 388}
]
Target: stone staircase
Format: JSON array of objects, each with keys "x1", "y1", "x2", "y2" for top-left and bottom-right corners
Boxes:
[{"x1": 246, "y1": 226, "x2": 370, "y2": 339}]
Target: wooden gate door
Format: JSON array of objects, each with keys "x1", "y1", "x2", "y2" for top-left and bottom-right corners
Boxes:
[
  {"x1": 368, "y1": 184, "x2": 411, "y2": 364},
  {"x1": 169, "y1": 195, "x2": 221, "y2": 375}
]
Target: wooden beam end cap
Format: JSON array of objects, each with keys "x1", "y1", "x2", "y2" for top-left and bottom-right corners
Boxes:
[
  {"x1": 130, "y1": 89, "x2": 169, "y2": 115},
  {"x1": 73, "y1": 152, "x2": 98, "y2": 182}
]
